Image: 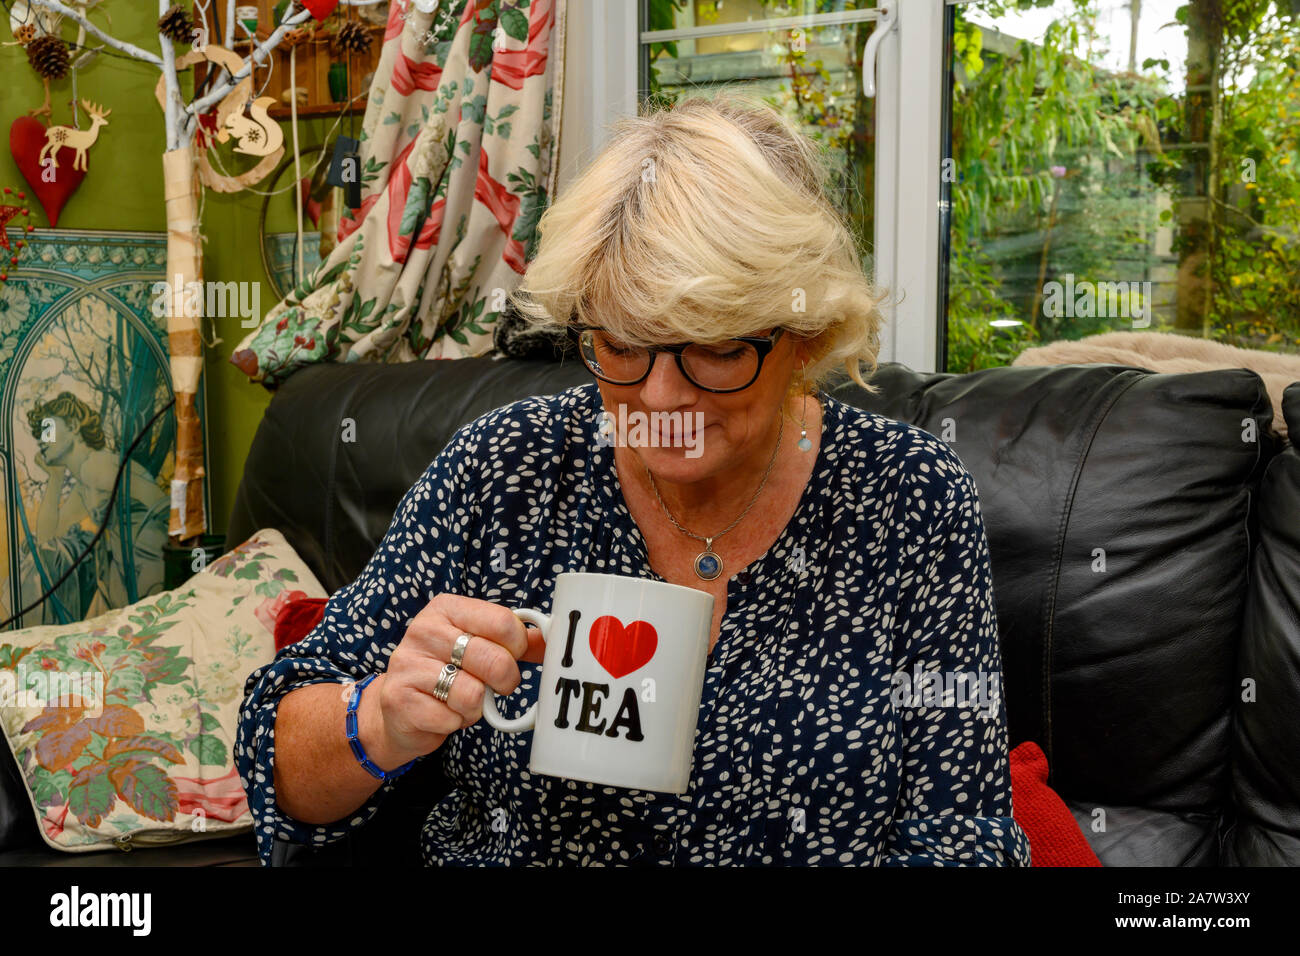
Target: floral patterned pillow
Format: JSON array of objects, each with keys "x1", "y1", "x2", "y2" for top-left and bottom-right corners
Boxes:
[{"x1": 0, "y1": 528, "x2": 326, "y2": 852}]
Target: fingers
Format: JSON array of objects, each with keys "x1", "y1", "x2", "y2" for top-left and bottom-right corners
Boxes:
[
  {"x1": 436, "y1": 632, "x2": 522, "y2": 695},
  {"x1": 388, "y1": 647, "x2": 487, "y2": 730},
  {"x1": 438, "y1": 594, "x2": 531, "y2": 660},
  {"x1": 517, "y1": 622, "x2": 547, "y2": 666},
  {"x1": 424, "y1": 657, "x2": 486, "y2": 726},
  {"x1": 404, "y1": 596, "x2": 530, "y2": 694},
  {"x1": 388, "y1": 595, "x2": 537, "y2": 739}
]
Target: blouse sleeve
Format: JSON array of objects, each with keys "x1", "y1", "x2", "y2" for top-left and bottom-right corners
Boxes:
[
  {"x1": 879, "y1": 442, "x2": 1031, "y2": 867},
  {"x1": 234, "y1": 419, "x2": 484, "y2": 866}
]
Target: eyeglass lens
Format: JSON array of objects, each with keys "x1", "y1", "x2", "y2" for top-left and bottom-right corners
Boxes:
[{"x1": 579, "y1": 330, "x2": 762, "y2": 390}]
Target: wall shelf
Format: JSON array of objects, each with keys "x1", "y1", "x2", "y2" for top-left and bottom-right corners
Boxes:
[{"x1": 199, "y1": 1, "x2": 385, "y2": 122}]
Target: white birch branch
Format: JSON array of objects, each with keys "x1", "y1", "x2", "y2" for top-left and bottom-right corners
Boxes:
[
  {"x1": 158, "y1": 0, "x2": 185, "y2": 149},
  {"x1": 200, "y1": 0, "x2": 237, "y2": 112},
  {"x1": 186, "y1": 6, "x2": 313, "y2": 117},
  {"x1": 27, "y1": 0, "x2": 163, "y2": 66}
]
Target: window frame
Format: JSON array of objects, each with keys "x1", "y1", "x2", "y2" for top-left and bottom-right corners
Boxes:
[{"x1": 873, "y1": 0, "x2": 950, "y2": 373}]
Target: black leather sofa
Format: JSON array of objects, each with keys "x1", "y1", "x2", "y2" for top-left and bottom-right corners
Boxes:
[{"x1": 2, "y1": 354, "x2": 1296, "y2": 866}]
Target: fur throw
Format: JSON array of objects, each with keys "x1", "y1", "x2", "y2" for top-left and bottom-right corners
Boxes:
[{"x1": 1014, "y1": 331, "x2": 1300, "y2": 439}]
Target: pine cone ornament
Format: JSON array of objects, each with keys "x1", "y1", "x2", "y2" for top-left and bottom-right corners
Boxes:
[
  {"x1": 13, "y1": 24, "x2": 36, "y2": 46},
  {"x1": 157, "y1": 5, "x2": 195, "y2": 44},
  {"x1": 336, "y1": 21, "x2": 371, "y2": 56},
  {"x1": 26, "y1": 35, "x2": 69, "y2": 81}
]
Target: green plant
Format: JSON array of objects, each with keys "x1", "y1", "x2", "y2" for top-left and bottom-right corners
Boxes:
[
  {"x1": 948, "y1": 0, "x2": 1300, "y2": 369},
  {"x1": 645, "y1": 0, "x2": 689, "y2": 110},
  {"x1": 1206, "y1": 5, "x2": 1300, "y2": 350},
  {"x1": 946, "y1": 2, "x2": 1165, "y2": 369}
]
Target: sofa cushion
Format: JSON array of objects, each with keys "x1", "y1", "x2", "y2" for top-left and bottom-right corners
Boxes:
[
  {"x1": 0, "y1": 528, "x2": 325, "y2": 853},
  {"x1": 274, "y1": 597, "x2": 328, "y2": 652},
  {"x1": 1064, "y1": 801, "x2": 1220, "y2": 866},
  {"x1": 828, "y1": 362, "x2": 1275, "y2": 866},
  {"x1": 1228, "y1": 382, "x2": 1300, "y2": 865},
  {"x1": 1009, "y1": 741, "x2": 1100, "y2": 866}
]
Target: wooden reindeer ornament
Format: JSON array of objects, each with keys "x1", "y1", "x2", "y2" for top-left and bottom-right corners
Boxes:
[{"x1": 38, "y1": 99, "x2": 110, "y2": 172}]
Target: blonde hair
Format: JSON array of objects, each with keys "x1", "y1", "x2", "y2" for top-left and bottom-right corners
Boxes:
[{"x1": 508, "y1": 89, "x2": 885, "y2": 394}]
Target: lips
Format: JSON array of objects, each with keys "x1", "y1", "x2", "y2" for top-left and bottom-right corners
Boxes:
[
  {"x1": 656, "y1": 421, "x2": 705, "y2": 438},
  {"x1": 656, "y1": 425, "x2": 696, "y2": 443}
]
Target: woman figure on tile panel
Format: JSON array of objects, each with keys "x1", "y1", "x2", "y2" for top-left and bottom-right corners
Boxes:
[
  {"x1": 236, "y1": 93, "x2": 1030, "y2": 867},
  {"x1": 18, "y1": 392, "x2": 169, "y2": 623}
]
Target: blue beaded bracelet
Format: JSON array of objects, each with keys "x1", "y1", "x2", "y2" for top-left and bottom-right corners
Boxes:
[{"x1": 345, "y1": 673, "x2": 417, "y2": 781}]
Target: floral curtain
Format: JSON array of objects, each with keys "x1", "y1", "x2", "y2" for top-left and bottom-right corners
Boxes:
[{"x1": 230, "y1": 0, "x2": 567, "y2": 387}]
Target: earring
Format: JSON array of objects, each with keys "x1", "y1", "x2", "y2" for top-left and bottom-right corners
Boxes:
[{"x1": 797, "y1": 364, "x2": 812, "y2": 452}]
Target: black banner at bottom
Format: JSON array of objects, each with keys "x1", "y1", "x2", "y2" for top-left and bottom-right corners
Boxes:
[{"x1": 2, "y1": 863, "x2": 1285, "y2": 944}]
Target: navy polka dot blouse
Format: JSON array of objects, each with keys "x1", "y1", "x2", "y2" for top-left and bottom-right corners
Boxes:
[{"x1": 235, "y1": 381, "x2": 1031, "y2": 866}]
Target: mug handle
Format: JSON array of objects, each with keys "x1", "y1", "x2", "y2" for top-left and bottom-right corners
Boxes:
[{"x1": 481, "y1": 607, "x2": 550, "y2": 733}]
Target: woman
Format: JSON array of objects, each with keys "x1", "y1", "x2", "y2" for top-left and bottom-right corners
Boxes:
[
  {"x1": 19, "y1": 393, "x2": 169, "y2": 623},
  {"x1": 236, "y1": 93, "x2": 1030, "y2": 867}
]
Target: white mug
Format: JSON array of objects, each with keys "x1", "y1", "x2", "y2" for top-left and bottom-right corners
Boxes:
[{"x1": 482, "y1": 572, "x2": 714, "y2": 794}]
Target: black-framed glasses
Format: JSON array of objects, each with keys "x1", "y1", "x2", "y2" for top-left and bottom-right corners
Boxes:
[{"x1": 566, "y1": 324, "x2": 786, "y2": 393}]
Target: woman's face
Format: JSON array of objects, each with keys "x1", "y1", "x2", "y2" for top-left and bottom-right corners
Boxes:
[
  {"x1": 41, "y1": 415, "x2": 77, "y2": 465},
  {"x1": 595, "y1": 326, "x2": 807, "y2": 486}
]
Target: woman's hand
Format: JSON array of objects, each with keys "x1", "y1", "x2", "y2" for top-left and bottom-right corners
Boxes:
[
  {"x1": 33, "y1": 447, "x2": 64, "y2": 476},
  {"x1": 357, "y1": 593, "x2": 547, "y2": 770}
]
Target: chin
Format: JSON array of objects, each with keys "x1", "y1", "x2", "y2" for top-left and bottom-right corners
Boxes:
[{"x1": 641, "y1": 444, "x2": 713, "y2": 472}]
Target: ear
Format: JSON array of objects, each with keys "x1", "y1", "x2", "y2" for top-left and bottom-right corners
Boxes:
[
  {"x1": 790, "y1": 331, "x2": 818, "y2": 367},
  {"x1": 795, "y1": 332, "x2": 826, "y2": 369}
]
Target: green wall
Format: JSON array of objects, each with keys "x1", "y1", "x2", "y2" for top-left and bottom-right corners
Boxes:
[
  {"x1": 1, "y1": 8, "x2": 337, "y2": 541},
  {"x1": 2, "y1": 4, "x2": 171, "y2": 231},
  {"x1": 199, "y1": 114, "x2": 334, "y2": 539}
]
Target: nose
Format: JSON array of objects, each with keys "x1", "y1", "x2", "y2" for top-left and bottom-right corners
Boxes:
[{"x1": 639, "y1": 350, "x2": 697, "y2": 406}]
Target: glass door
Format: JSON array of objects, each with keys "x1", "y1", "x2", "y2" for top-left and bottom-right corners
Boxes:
[
  {"x1": 637, "y1": 1, "x2": 888, "y2": 304},
  {"x1": 942, "y1": 0, "x2": 1300, "y2": 372}
]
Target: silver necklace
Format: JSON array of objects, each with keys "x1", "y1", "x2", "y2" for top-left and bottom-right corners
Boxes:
[{"x1": 644, "y1": 412, "x2": 785, "y2": 581}]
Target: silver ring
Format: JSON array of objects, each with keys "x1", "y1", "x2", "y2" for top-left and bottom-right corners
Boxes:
[
  {"x1": 432, "y1": 662, "x2": 459, "y2": 702},
  {"x1": 451, "y1": 633, "x2": 472, "y2": 668}
]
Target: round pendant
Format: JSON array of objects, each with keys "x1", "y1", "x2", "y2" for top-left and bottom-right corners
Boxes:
[
  {"x1": 797, "y1": 436, "x2": 813, "y2": 451},
  {"x1": 694, "y1": 551, "x2": 722, "y2": 580}
]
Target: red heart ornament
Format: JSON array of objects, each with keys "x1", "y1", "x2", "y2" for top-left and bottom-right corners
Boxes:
[
  {"x1": 10, "y1": 116, "x2": 87, "y2": 228},
  {"x1": 301, "y1": 0, "x2": 342, "y2": 21},
  {"x1": 588, "y1": 615, "x2": 658, "y2": 679},
  {"x1": 299, "y1": 178, "x2": 322, "y2": 227}
]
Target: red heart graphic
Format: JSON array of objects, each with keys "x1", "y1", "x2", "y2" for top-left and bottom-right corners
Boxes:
[
  {"x1": 588, "y1": 615, "x2": 658, "y2": 679},
  {"x1": 10, "y1": 116, "x2": 87, "y2": 228}
]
